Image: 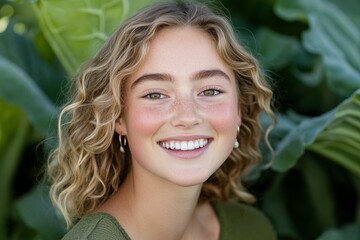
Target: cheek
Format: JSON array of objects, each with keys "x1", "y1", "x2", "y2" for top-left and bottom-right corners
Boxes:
[
  {"x1": 125, "y1": 104, "x2": 167, "y2": 137},
  {"x1": 203, "y1": 100, "x2": 239, "y2": 132}
]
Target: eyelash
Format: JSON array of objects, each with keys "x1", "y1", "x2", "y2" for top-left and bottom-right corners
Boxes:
[
  {"x1": 142, "y1": 86, "x2": 224, "y2": 100},
  {"x1": 142, "y1": 91, "x2": 167, "y2": 100},
  {"x1": 199, "y1": 87, "x2": 224, "y2": 96}
]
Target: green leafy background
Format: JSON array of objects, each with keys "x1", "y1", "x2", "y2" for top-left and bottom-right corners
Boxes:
[{"x1": 0, "y1": 0, "x2": 359, "y2": 239}]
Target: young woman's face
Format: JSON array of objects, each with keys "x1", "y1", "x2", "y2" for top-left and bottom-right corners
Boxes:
[{"x1": 117, "y1": 26, "x2": 241, "y2": 186}]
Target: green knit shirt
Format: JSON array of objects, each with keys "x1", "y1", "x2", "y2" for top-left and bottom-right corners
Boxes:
[{"x1": 63, "y1": 201, "x2": 276, "y2": 239}]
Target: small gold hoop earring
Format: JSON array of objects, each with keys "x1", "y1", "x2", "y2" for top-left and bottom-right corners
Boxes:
[{"x1": 119, "y1": 135, "x2": 127, "y2": 153}]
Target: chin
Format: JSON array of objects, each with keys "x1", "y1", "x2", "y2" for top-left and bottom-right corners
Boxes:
[{"x1": 169, "y1": 171, "x2": 213, "y2": 187}]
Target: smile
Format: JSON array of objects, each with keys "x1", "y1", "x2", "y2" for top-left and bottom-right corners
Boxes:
[{"x1": 159, "y1": 138, "x2": 209, "y2": 151}]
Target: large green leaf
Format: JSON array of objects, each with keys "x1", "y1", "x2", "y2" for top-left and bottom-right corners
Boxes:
[
  {"x1": 263, "y1": 153, "x2": 357, "y2": 239},
  {"x1": 298, "y1": 158, "x2": 336, "y2": 229},
  {"x1": 275, "y1": 0, "x2": 360, "y2": 96},
  {"x1": 274, "y1": 89, "x2": 360, "y2": 173},
  {"x1": 273, "y1": 110, "x2": 334, "y2": 171},
  {"x1": 0, "y1": 56, "x2": 57, "y2": 138},
  {"x1": 255, "y1": 27, "x2": 323, "y2": 88},
  {"x1": 0, "y1": 17, "x2": 67, "y2": 104},
  {"x1": 316, "y1": 223, "x2": 360, "y2": 240},
  {"x1": 308, "y1": 90, "x2": 360, "y2": 175},
  {"x1": 16, "y1": 182, "x2": 66, "y2": 239},
  {"x1": 256, "y1": 28, "x2": 300, "y2": 70},
  {"x1": 262, "y1": 173, "x2": 299, "y2": 239},
  {"x1": 0, "y1": 100, "x2": 30, "y2": 240},
  {"x1": 32, "y1": 0, "x2": 160, "y2": 76}
]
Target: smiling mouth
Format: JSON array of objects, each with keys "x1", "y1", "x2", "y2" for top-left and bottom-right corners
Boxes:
[{"x1": 159, "y1": 138, "x2": 210, "y2": 151}]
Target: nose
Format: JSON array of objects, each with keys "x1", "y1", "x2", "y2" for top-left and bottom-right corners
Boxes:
[{"x1": 170, "y1": 96, "x2": 203, "y2": 129}]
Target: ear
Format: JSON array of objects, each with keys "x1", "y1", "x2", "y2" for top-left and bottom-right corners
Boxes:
[{"x1": 115, "y1": 117, "x2": 127, "y2": 135}]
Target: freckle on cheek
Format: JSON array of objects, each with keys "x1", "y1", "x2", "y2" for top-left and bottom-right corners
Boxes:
[
  {"x1": 205, "y1": 103, "x2": 238, "y2": 130},
  {"x1": 130, "y1": 107, "x2": 166, "y2": 134}
]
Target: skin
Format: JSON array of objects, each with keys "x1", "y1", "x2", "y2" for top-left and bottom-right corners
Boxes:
[{"x1": 98, "y1": 26, "x2": 241, "y2": 240}]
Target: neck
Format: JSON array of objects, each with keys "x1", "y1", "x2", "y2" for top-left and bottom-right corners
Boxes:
[{"x1": 99, "y1": 167, "x2": 205, "y2": 240}]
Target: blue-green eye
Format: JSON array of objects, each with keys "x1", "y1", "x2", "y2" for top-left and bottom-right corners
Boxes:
[
  {"x1": 143, "y1": 92, "x2": 166, "y2": 100},
  {"x1": 200, "y1": 89, "x2": 222, "y2": 96}
]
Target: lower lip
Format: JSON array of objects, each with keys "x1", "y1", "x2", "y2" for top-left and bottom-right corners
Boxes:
[{"x1": 160, "y1": 142, "x2": 211, "y2": 159}]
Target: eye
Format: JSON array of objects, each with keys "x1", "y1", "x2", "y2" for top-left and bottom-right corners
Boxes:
[
  {"x1": 200, "y1": 88, "x2": 223, "y2": 96},
  {"x1": 143, "y1": 92, "x2": 166, "y2": 100}
]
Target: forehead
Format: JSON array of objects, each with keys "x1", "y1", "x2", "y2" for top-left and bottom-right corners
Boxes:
[
  {"x1": 149, "y1": 26, "x2": 216, "y2": 55},
  {"x1": 129, "y1": 26, "x2": 234, "y2": 82}
]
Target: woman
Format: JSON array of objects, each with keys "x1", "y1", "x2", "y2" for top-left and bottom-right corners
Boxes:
[{"x1": 48, "y1": 1, "x2": 276, "y2": 239}]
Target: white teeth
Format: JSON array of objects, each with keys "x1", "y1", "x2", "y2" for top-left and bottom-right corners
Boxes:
[
  {"x1": 181, "y1": 141, "x2": 188, "y2": 150},
  {"x1": 200, "y1": 139, "x2": 204, "y2": 147},
  {"x1": 160, "y1": 139, "x2": 209, "y2": 151},
  {"x1": 188, "y1": 141, "x2": 194, "y2": 149}
]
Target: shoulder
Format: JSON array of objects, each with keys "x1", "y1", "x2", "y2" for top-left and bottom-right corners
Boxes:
[
  {"x1": 62, "y1": 212, "x2": 130, "y2": 240},
  {"x1": 212, "y1": 200, "x2": 277, "y2": 240}
]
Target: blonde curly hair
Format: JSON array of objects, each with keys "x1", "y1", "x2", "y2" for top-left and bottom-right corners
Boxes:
[{"x1": 47, "y1": 1, "x2": 275, "y2": 227}]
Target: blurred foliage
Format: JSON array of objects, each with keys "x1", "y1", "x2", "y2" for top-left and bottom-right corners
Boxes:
[{"x1": 0, "y1": 0, "x2": 359, "y2": 239}]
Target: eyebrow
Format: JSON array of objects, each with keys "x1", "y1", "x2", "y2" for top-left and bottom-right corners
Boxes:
[
  {"x1": 131, "y1": 69, "x2": 230, "y2": 89},
  {"x1": 131, "y1": 73, "x2": 173, "y2": 89},
  {"x1": 192, "y1": 69, "x2": 230, "y2": 81}
]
